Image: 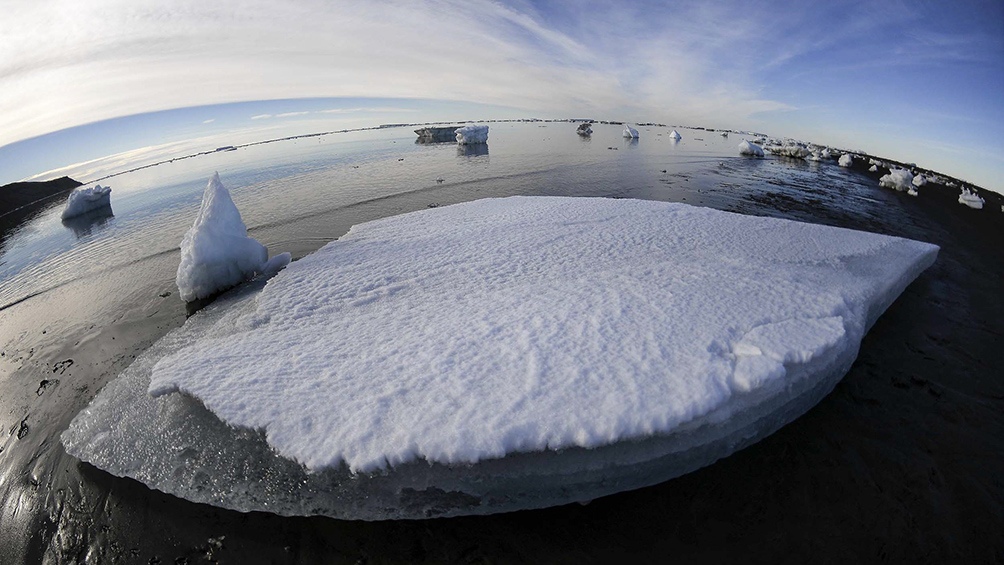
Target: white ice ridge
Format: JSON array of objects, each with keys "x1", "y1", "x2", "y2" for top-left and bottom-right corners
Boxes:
[
  {"x1": 958, "y1": 187, "x2": 984, "y2": 209},
  {"x1": 145, "y1": 196, "x2": 938, "y2": 474},
  {"x1": 176, "y1": 172, "x2": 291, "y2": 302},
  {"x1": 738, "y1": 140, "x2": 764, "y2": 157},
  {"x1": 668, "y1": 130, "x2": 682, "y2": 140},
  {"x1": 455, "y1": 125, "x2": 488, "y2": 145},
  {"x1": 838, "y1": 154, "x2": 853, "y2": 167},
  {"x1": 61, "y1": 184, "x2": 111, "y2": 220},
  {"x1": 879, "y1": 169, "x2": 914, "y2": 192},
  {"x1": 623, "y1": 125, "x2": 639, "y2": 138}
]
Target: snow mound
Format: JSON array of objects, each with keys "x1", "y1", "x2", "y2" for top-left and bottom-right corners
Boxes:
[
  {"x1": 455, "y1": 125, "x2": 489, "y2": 145},
  {"x1": 958, "y1": 188, "x2": 984, "y2": 209},
  {"x1": 668, "y1": 130, "x2": 682, "y2": 140},
  {"x1": 623, "y1": 125, "x2": 639, "y2": 138},
  {"x1": 63, "y1": 197, "x2": 938, "y2": 519},
  {"x1": 61, "y1": 184, "x2": 112, "y2": 220},
  {"x1": 738, "y1": 140, "x2": 765, "y2": 157},
  {"x1": 838, "y1": 154, "x2": 854, "y2": 167},
  {"x1": 879, "y1": 169, "x2": 914, "y2": 192},
  {"x1": 176, "y1": 173, "x2": 291, "y2": 302}
]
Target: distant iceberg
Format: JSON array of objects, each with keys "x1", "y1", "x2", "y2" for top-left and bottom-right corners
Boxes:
[
  {"x1": 838, "y1": 154, "x2": 853, "y2": 167},
  {"x1": 623, "y1": 125, "x2": 639, "y2": 138},
  {"x1": 61, "y1": 184, "x2": 111, "y2": 220},
  {"x1": 455, "y1": 125, "x2": 489, "y2": 145},
  {"x1": 869, "y1": 164, "x2": 878, "y2": 172},
  {"x1": 175, "y1": 172, "x2": 291, "y2": 302},
  {"x1": 576, "y1": 122, "x2": 593, "y2": 136},
  {"x1": 738, "y1": 140, "x2": 764, "y2": 157},
  {"x1": 63, "y1": 196, "x2": 937, "y2": 520},
  {"x1": 958, "y1": 187, "x2": 984, "y2": 209},
  {"x1": 879, "y1": 169, "x2": 914, "y2": 192},
  {"x1": 668, "y1": 130, "x2": 682, "y2": 140}
]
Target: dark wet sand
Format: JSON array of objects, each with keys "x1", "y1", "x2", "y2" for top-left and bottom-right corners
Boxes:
[{"x1": 0, "y1": 170, "x2": 1002, "y2": 563}]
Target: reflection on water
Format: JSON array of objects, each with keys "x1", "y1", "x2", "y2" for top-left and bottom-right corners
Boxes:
[
  {"x1": 457, "y1": 143, "x2": 489, "y2": 157},
  {"x1": 61, "y1": 205, "x2": 115, "y2": 239}
]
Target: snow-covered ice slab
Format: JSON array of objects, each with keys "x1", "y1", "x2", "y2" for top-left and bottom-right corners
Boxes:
[
  {"x1": 455, "y1": 125, "x2": 488, "y2": 145},
  {"x1": 738, "y1": 140, "x2": 764, "y2": 157},
  {"x1": 63, "y1": 197, "x2": 937, "y2": 520},
  {"x1": 61, "y1": 184, "x2": 111, "y2": 220},
  {"x1": 176, "y1": 173, "x2": 290, "y2": 301}
]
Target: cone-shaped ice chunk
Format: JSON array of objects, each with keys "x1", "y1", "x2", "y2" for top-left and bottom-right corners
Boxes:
[
  {"x1": 455, "y1": 125, "x2": 488, "y2": 145},
  {"x1": 623, "y1": 125, "x2": 639, "y2": 138},
  {"x1": 958, "y1": 187, "x2": 984, "y2": 209},
  {"x1": 738, "y1": 140, "x2": 765, "y2": 157},
  {"x1": 61, "y1": 184, "x2": 111, "y2": 220},
  {"x1": 175, "y1": 172, "x2": 290, "y2": 302},
  {"x1": 63, "y1": 197, "x2": 938, "y2": 519},
  {"x1": 668, "y1": 130, "x2": 682, "y2": 140}
]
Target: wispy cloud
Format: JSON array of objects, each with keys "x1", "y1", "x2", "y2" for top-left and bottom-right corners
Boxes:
[
  {"x1": 275, "y1": 111, "x2": 310, "y2": 118},
  {"x1": 250, "y1": 114, "x2": 272, "y2": 120},
  {"x1": 202, "y1": 118, "x2": 215, "y2": 124}
]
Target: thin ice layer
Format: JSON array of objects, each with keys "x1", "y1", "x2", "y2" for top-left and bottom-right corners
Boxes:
[{"x1": 145, "y1": 196, "x2": 938, "y2": 473}]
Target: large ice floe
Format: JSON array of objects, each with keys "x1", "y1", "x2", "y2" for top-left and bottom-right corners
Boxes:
[
  {"x1": 455, "y1": 125, "x2": 489, "y2": 145},
  {"x1": 62, "y1": 196, "x2": 937, "y2": 520},
  {"x1": 738, "y1": 140, "x2": 765, "y2": 157},
  {"x1": 61, "y1": 184, "x2": 112, "y2": 220},
  {"x1": 176, "y1": 173, "x2": 291, "y2": 301}
]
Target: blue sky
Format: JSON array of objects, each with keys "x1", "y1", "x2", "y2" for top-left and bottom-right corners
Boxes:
[{"x1": 1, "y1": 0, "x2": 1002, "y2": 192}]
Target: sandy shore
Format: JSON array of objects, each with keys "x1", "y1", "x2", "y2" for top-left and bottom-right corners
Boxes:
[{"x1": 0, "y1": 168, "x2": 1001, "y2": 563}]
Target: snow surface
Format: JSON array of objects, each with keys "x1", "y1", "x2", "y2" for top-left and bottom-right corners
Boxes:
[
  {"x1": 63, "y1": 196, "x2": 937, "y2": 519},
  {"x1": 838, "y1": 154, "x2": 854, "y2": 167},
  {"x1": 738, "y1": 140, "x2": 765, "y2": 157},
  {"x1": 176, "y1": 173, "x2": 291, "y2": 302},
  {"x1": 146, "y1": 196, "x2": 938, "y2": 473},
  {"x1": 623, "y1": 125, "x2": 639, "y2": 138},
  {"x1": 61, "y1": 184, "x2": 111, "y2": 220},
  {"x1": 455, "y1": 125, "x2": 488, "y2": 145},
  {"x1": 668, "y1": 130, "x2": 682, "y2": 140},
  {"x1": 879, "y1": 169, "x2": 914, "y2": 192},
  {"x1": 958, "y1": 187, "x2": 984, "y2": 209}
]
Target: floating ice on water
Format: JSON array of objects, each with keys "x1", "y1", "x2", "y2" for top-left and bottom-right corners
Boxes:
[
  {"x1": 838, "y1": 154, "x2": 854, "y2": 167},
  {"x1": 913, "y1": 174, "x2": 927, "y2": 187},
  {"x1": 869, "y1": 164, "x2": 878, "y2": 172},
  {"x1": 61, "y1": 184, "x2": 112, "y2": 220},
  {"x1": 176, "y1": 172, "x2": 291, "y2": 302},
  {"x1": 623, "y1": 125, "x2": 640, "y2": 138},
  {"x1": 455, "y1": 125, "x2": 489, "y2": 145},
  {"x1": 879, "y1": 169, "x2": 914, "y2": 192},
  {"x1": 766, "y1": 143, "x2": 811, "y2": 159},
  {"x1": 668, "y1": 130, "x2": 682, "y2": 140},
  {"x1": 958, "y1": 187, "x2": 984, "y2": 209},
  {"x1": 738, "y1": 140, "x2": 765, "y2": 157},
  {"x1": 63, "y1": 196, "x2": 938, "y2": 519}
]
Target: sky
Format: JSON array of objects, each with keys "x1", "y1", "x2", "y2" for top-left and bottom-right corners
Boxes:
[{"x1": 1, "y1": 0, "x2": 1002, "y2": 192}]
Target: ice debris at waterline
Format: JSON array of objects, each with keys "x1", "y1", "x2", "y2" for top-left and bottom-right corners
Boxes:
[
  {"x1": 958, "y1": 187, "x2": 985, "y2": 209},
  {"x1": 838, "y1": 154, "x2": 854, "y2": 167},
  {"x1": 738, "y1": 140, "x2": 764, "y2": 157},
  {"x1": 455, "y1": 124, "x2": 488, "y2": 145},
  {"x1": 61, "y1": 184, "x2": 111, "y2": 219},
  {"x1": 879, "y1": 169, "x2": 915, "y2": 192},
  {"x1": 176, "y1": 172, "x2": 291, "y2": 302},
  {"x1": 623, "y1": 125, "x2": 639, "y2": 138},
  {"x1": 62, "y1": 196, "x2": 938, "y2": 520}
]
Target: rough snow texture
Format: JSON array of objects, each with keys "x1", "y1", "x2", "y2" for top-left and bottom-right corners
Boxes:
[
  {"x1": 879, "y1": 169, "x2": 914, "y2": 192},
  {"x1": 455, "y1": 125, "x2": 489, "y2": 145},
  {"x1": 766, "y1": 144, "x2": 811, "y2": 159},
  {"x1": 61, "y1": 184, "x2": 111, "y2": 220},
  {"x1": 959, "y1": 188, "x2": 984, "y2": 209},
  {"x1": 913, "y1": 174, "x2": 927, "y2": 187},
  {"x1": 64, "y1": 196, "x2": 937, "y2": 519},
  {"x1": 176, "y1": 173, "x2": 291, "y2": 302},
  {"x1": 668, "y1": 130, "x2": 682, "y2": 140},
  {"x1": 623, "y1": 125, "x2": 639, "y2": 138},
  {"x1": 738, "y1": 140, "x2": 765, "y2": 158},
  {"x1": 145, "y1": 196, "x2": 938, "y2": 473},
  {"x1": 838, "y1": 154, "x2": 854, "y2": 167}
]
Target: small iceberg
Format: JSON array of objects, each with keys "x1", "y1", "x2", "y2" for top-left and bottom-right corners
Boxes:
[
  {"x1": 766, "y1": 143, "x2": 811, "y2": 159},
  {"x1": 668, "y1": 130, "x2": 682, "y2": 140},
  {"x1": 61, "y1": 184, "x2": 112, "y2": 220},
  {"x1": 738, "y1": 140, "x2": 765, "y2": 158},
  {"x1": 576, "y1": 122, "x2": 593, "y2": 136},
  {"x1": 175, "y1": 172, "x2": 290, "y2": 302},
  {"x1": 958, "y1": 187, "x2": 985, "y2": 209},
  {"x1": 623, "y1": 125, "x2": 639, "y2": 138},
  {"x1": 455, "y1": 125, "x2": 489, "y2": 145},
  {"x1": 838, "y1": 154, "x2": 854, "y2": 167},
  {"x1": 912, "y1": 174, "x2": 927, "y2": 187},
  {"x1": 869, "y1": 164, "x2": 878, "y2": 172},
  {"x1": 63, "y1": 196, "x2": 938, "y2": 520},
  {"x1": 878, "y1": 169, "x2": 914, "y2": 192}
]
